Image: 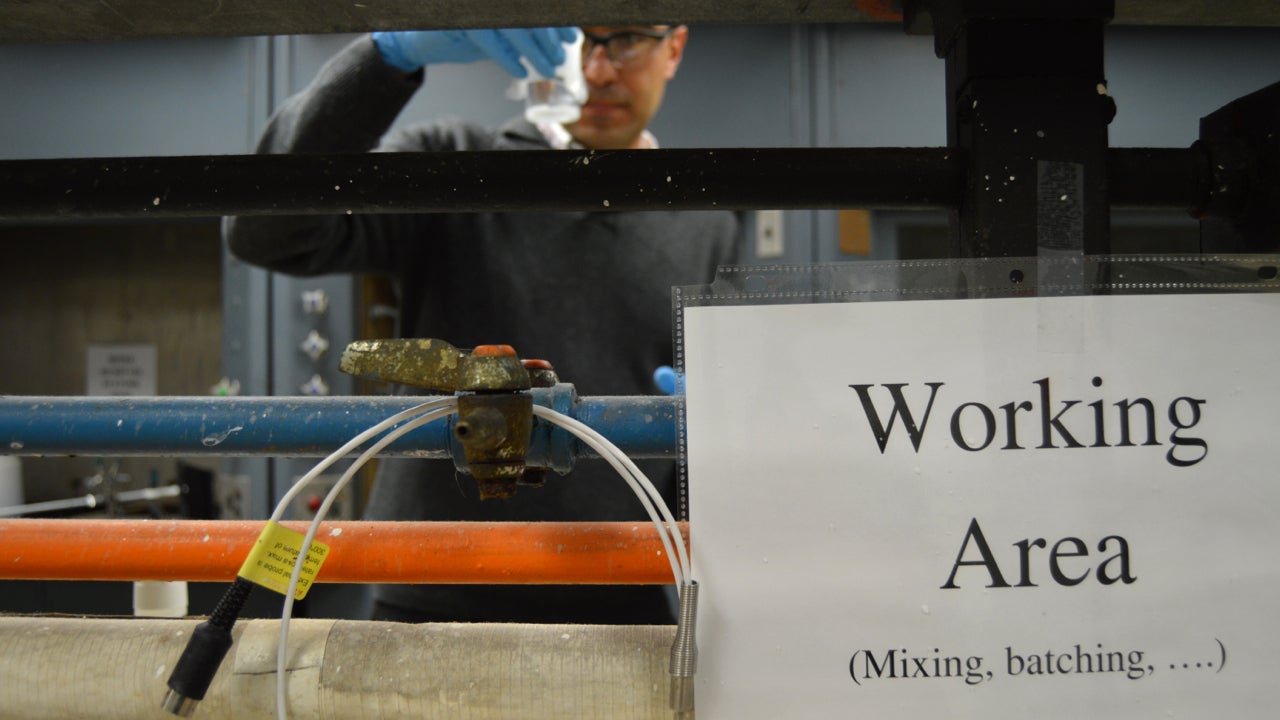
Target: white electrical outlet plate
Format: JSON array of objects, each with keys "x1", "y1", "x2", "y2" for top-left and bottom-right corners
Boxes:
[{"x1": 755, "y1": 209, "x2": 785, "y2": 259}]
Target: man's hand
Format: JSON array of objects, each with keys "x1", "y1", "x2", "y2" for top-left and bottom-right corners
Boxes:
[{"x1": 372, "y1": 28, "x2": 579, "y2": 77}]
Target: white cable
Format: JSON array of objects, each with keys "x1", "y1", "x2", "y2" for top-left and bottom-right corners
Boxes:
[
  {"x1": 273, "y1": 397, "x2": 689, "y2": 720},
  {"x1": 532, "y1": 405, "x2": 690, "y2": 589},
  {"x1": 274, "y1": 399, "x2": 459, "y2": 720},
  {"x1": 531, "y1": 405, "x2": 688, "y2": 586},
  {"x1": 530, "y1": 406, "x2": 700, "y2": 719}
]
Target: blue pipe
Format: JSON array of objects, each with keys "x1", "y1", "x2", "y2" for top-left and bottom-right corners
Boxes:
[{"x1": 0, "y1": 387, "x2": 679, "y2": 473}]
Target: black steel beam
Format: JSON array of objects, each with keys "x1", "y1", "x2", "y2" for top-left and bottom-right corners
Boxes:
[
  {"x1": 0, "y1": 147, "x2": 1207, "y2": 222},
  {"x1": 1108, "y1": 147, "x2": 1206, "y2": 212},
  {"x1": 1197, "y1": 81, "x2": 1280, "y2": 252},
  {"x1": 0, "y1": 148, "x2": 963, "y2": 220},
  {"x1": 914, "y1": 0, "x2": 1117, "y2": 258},
  {"x1": 2, "y1": 1, "x2": 1275, "y2": 44},
  {"x1": 0, "y1": 0, "x2": 877, "y2": 44}
]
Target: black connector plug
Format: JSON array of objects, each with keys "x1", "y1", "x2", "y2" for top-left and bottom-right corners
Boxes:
[{"x1": 163, "y1": 577, "x2": 254, "y2": 717}]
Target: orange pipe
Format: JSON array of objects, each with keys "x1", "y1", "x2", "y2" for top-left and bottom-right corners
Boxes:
[{"x1": 0, "y1": 519, "x2": 689, "y2": 585}]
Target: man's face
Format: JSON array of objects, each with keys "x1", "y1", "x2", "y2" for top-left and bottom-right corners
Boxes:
[{"x1": 565, "y1": 25, "x2": 688, "y2": 150}]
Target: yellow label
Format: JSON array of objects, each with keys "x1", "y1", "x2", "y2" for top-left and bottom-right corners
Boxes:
[{"x1": 237, "y1": 521, "x2": 330, "y2": 600}]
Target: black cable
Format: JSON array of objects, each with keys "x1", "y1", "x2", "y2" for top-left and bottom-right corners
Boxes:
[{"x1": 162, "y1": 577, "x2": 255, "y2": 717}]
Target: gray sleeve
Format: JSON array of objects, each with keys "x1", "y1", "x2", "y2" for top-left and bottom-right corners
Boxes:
[{"x1": 223, "y1": 35, "x2": 429, "y2": 276}]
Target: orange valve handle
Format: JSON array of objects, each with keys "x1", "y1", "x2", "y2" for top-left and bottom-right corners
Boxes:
[{"x1": 852, "y1": 0, "x2": 903, "y2": 22}]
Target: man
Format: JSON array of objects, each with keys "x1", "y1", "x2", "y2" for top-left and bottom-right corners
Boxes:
[{"x1": 226, "y1": 26, "x2": 740, "y2": 624}]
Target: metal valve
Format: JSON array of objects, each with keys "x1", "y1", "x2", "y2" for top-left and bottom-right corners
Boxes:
[{"x1": 339, "y1": 339, "x2": 540, "y2": 499}]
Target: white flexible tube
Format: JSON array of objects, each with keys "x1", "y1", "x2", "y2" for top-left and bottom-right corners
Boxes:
[
  {"x1": 273, "y1": 396, "x2": 689, "y2": 720},
  {"x1": 277, "y1": 400, "x2": 459, "y2": 720},
  {"x1": 532, "y1": 405, "x2": 690, "y2": 589}
]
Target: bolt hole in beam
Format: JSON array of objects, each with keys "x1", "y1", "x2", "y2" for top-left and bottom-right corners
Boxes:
[
  {"x1": 1009, "y1": 268, "x2": 1026, "y2": 283},
  {"x1": 1258, "y1": 266, "x2": 1278, "y2": 280}
]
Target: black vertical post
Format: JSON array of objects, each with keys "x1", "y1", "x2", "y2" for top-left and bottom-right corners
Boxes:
[
  {"x1": 1196, "y1": 81, "x2": 1280, "y2": 253},
  {"x1": 906, "y1": 1, "x2": 1116, "y2": 258}
]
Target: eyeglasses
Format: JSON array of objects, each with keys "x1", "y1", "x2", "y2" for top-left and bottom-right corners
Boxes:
[{"x1": 580, "y1": 27, "x2": 675, "y2": 68}]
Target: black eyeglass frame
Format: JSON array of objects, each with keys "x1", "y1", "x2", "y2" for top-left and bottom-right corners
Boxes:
[{"x1": 580, "y1": 27, "x2": 676, "y2": 68}]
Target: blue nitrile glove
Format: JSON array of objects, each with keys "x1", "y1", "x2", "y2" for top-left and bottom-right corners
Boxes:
[
  {"x1": 654, "y1": 366, "x2": 685, "y2": 396},
  {"x1": 372, "y1": 28, "x2": 579, "y2": 77}
]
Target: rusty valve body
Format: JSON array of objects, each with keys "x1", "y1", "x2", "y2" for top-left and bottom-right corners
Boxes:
[
  {"x1": 340, "y1": 338, "x2": 543, "y2": 499},
  {"x1": 454, "y1": 393, "x2": 533, "y2": 499}
]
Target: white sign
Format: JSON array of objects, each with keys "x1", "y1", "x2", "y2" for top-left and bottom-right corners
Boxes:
[
  {"x1": 684, "y1": 293, "x2": 1280, "y2": 718},
  {"x1": 86, "y1": 344, "x2": 157, "y2": 396}
]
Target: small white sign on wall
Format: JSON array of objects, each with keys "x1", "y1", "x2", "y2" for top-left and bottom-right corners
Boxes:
[
  {"x1": 86, "y1": 343, "x2": 157, "y2": 396},
  {"x1": 684, "y1": 293, "x2": 1280, "y2": 718}
]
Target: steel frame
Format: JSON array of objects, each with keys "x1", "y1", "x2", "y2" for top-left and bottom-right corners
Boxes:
[
  {"x1": 0, "y1": 147, "x2": 1203, "y2": 221},
  {"x1": 1, "y1": 0, "x2": 1275, "y2": 44},
  {"x1": 0, "y1": 3, "x2": 1270, "y2": 469}
]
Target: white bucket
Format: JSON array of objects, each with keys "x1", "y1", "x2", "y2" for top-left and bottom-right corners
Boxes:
[
  {"x1": 0, "y1": 456, "x2": 23, "y2": 509},
  {"x1": 133, "y1": 581, "x2": 190, "y2": 618}
]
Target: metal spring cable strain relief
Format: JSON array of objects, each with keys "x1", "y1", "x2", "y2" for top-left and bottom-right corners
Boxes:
[{"x1": 669, "y1": 580, "x2": 699, "y2": 715}]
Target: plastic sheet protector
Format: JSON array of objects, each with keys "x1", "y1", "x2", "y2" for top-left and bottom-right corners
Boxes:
[{"x1": 676, "y1": 255, "x2": 1280, "y2": 718}]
